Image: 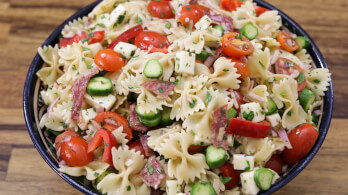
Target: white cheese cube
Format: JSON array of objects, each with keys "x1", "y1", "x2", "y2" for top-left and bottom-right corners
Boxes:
[
  {"x1": 114, "y1": 42, "x2": 137, "y2": 59},
  {"x1": 194, "y1": 15, "x2": 212, "y2": 30},
  {"x1": 232, "y1": 154, "x2": 255, "y2": 171},
  {"x1": 166, "y1": 180, "x2": 181, "y2": 195},
  {"x1": 240, "y1": 102, "x2": 265, "y2": 123},
  {"x1": 266, "y1": 113, "x2": 281, "y2": 127},
  {"x1": 240, "y1": 171, "x2": 260, "y2": 195},
  {"x1": 175, "y1": 51, "x2": 195, "y2": 75},
  {"x1": 84, "y1": 94, "x2": 116, "y2": 111},
  {"x1": 105, "y1": 4, "x2": 126, "y2": 29}
]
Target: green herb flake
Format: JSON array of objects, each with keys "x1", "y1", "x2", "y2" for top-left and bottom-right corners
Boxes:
[
  {"x1": 158, "y1": 88, "x2": 164, "y2": 93},
  {"x1": 148, "y1": 162, "x2": 154, "y2": 175},
  {"x1": 280, "y1": 92, "x2": 287, "y2": 97},
  {"x1": 186, "y1": 6, "x2": 192, "y2": 10},
  {"x1": 259, "y1": 61, "x2": 266, "y2": 69},
  {"x1": 189, "y1": 99, "x2": 197, "y2": 108},
  {"x1": 223, "y1": 69, "x2": 230, "y2": 72},
  {"x1": 297, "y1": 72, "x2": 306, "y2": 84},
  {"x1": 104, "y1": 143, "x2": 110, "y2": 146},
  {"x1": 126, "y1": 185, "x2": 131, "y2": 191},
  {"x1": 245, "y1": 160, "x2": 251, "y2": 171},
  {"x1": 234, "y1": 140, "x2": 242, "y2": 147},
  {"x1": 220, "y1": 176, "x2": 232, "y2": 184},
  {"x1": 313, "y1": 79, "x2": 320, "y2": 83},
  {"x1": 191, "y1": 130, "x2": 195, "y2": 136},
  {"x1": 136, "y1": 16, "x2": 143, "y2": 25},
  {"x1": 81, "y1": 46, "x2": 90, "y2": 51},
  {"x1": 287, "y1": 111, "x2": 292, "y2": 116},
  {"x1": 96, "y1": 23, "x2": 106, "y2": 28},
  {"x1": 94, "y1": 172, "x2": 99, "y2": 177},
  {"x1": 161, "y1": 12, "x2": 165, "y2": 18},
  {"x1": 221, "y1": 108, "x2": 226, "y2": 115},
  {"x1": 205, "y1": 92, "x2": 212, "y2": 104}
]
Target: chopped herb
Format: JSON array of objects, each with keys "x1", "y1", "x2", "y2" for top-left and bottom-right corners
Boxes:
[
  {"x1": 62, "y1": 122, "x2": 68, "y2": 128},
  {"x1": 116, "y1": 12, "x2": 126, "y2": 25},
  {"x1": 136, "y1": 16, "x2": 143, "y2": 25},
  {"x1": 72, "y1": 64, "x2": 77, "y2": 70},
  {"x1": 287, "y1": 111, "x2": 291, "y2": 116},
  {"x1": 186, "y1": 6, "x2": 192, "y2": 10},
  {"x1": 245, "y1": 160, "x2": 251, "y2": 171},
  {"x1": 94, "y1": 172, "x2": 99, "y2": 177},
  {"x1": 234, "y1": 140, "x2": 242, "y2": 147},
  {"x1": 93, "y1": 107, "x2": 96, "y2": 112},
  {"x1": 81, "y1": 46, "x2": 90, "y2": 51},
  {"x1": 280, "y1": 92, "x2": 287, "y2": 97},
  {"x1": 172, "y1": 9, "x2": 176, "y2": 14},
  {"x1": 161, "y1": 12, "x2": 165, "y2": 18},
  {"x1": 223, "y1": 69, "x2": 230, "y2": 72},
  {"x1": 314, "y1": 127, "x2": 319, "y2": 131},
  {"x1": 219, "y1": 176, "x2": 232, "y2": 184},
  {"x1": 205, "y1": 92, "x2": 212, "y2": 104},
  {"x1": 235, "y1": 33, "x2": 244, "y2": 41},
  {"x1": 69, "y1": 148, "x2": 76, "y2": 153},
  {"x1": 158, "y1": 88, "x2": 163, "y2": 93},
  {"x1": 259, "y1": 61, "x2": 266, "y2": 69},
  {"x1": 191, "y1": 130, "x2": 195, "y2": 136},
  {"x1": 104, "y1": 143, "x2": 110, "y2": 146},
  {"x1": 189, "y1": 99, "x2": 197, "y2": 108},
  {"x1": 44, "y1": 47, "x2": 49, "y2": 53},
  {"x1": 86, "y1": 63, "x2": 93, "y2": 69},
  {"x1": 126, "y1": 185, "x2": 131, "y2": 191},
  {"x1": 221, "y1": 108, "x2": 226, "y2": 115},
  {"x1": 237, "y1": 16, "x2": 244, "y2": 20},
  {"x1": 165, "y1": 22, "x2": 171, "y2": 29},
  {"x1": 243, "y1": 111, "x2": 255, "y2": 121},
  {"x1": 148, "y1": 162, "x2": 154, "y2": 175},
  {"x1": 96, "y1": 23, "x2": 106, "y2": 28},
  {"x1": 285, "y1": 60, "x2": 294, "y2": 67},
  {"x1": 313, "y1": 79, "x2": 320, "y2": 83}
]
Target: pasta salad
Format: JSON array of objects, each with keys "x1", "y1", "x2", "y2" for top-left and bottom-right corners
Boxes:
[{"x1": 36, "y1": 0, "x2": 331, "y2": 194}]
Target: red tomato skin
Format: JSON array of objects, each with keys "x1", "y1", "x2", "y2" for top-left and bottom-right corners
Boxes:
[
  {"x1": 283, "y1": 123, "x2": 319, "y2": 165},
  {"x1": 177, "y1": 5, "x2": 209, "y2": 27},
  {"x1": 147, "y1": 0, "x2": 174, "y2": 19},
  {"x1": 128, "y1": 140, "x2": 147, "y2": 157},
  {"x1": 55, "y1": 131, "x2": 80, "y2": 151},
  {"x1": 220, "y1": 0, "x2": 245, "y2": 12},
  {"x1": 228, "y1": 58, "x2": 251, "y2": 78},
  {"x1": 277, "y1": 31, "x2": 299, "y2": 52},
  {"x1": 219, "y1": 163, "x2": 240, "y2": 190},
  {"x1": 107, "y1": 25, "x2": 143, "y2": 49},
  {"x1": 60, "y1": 136, "x2": 93, "y2": 167},
  {"x1": 265, "y1": 154, "x2": 284, "y2": 174},
  {"x1": 88, "y1": 31, "x2": 105, "y2": 44},
  {"x1": 94, "y1": 49, "x2": 126, "y2": 71},
  {"x1": 254, "y1": 6, "x2": 269, "y2": 16},
  {"x1": 222, "y1": 32, "x2": 254, "y2": 58},
  {"x1": 94, "y1": 112, "x2": 133, "y2": 140},
  {"x1": 274, "y1": 58, "x2": 306, "y2": 91},
  {"x1": 226, "y1": 119, "x2": 271, "y2": 138},
  {"x1": 134, "y1": 31, "x2": 170, "y2": 51}
]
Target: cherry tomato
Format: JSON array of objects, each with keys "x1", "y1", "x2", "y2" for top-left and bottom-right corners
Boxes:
[
  {"x1": 277, "y1": 31, "x2": 299, "y2": 52},
  {"x1": 94, "y1": 112, "x2": 133, "y2": 140},
  {"x1": 177, "y1": 5, "x2": 209, "y2": 27},
  {"x1": 254, "y1": 6, "x2": 269, "y2": 17},
  {"x1": 283, "y1": 123, "x2": 319, "y2": 165},
  {"x1": 228, "y1": 58, "x2": 251, "y2": 78},
  {"x1": 265, "y1": 154, "x2": 284, "y2": 174},
  {"x1": 88, "y1": 31, "x2": 105, "y2": 44},
  {"x1": 220, "y1": 0, "x2": 245, "y2": 12},
  {"x1": 59, "y1": 31, "x2": 104, "y2": 47},
  {"x1": 147, "y1": 0, "x2": 174, "y2": 19},
  {"x1": 134, "y1": 31, "x2": 170, "y2": 51},
  {"x1": 222, "y1": 32, "x2": 254, "y2": 58},
  {"x1": 128, "y1": 140, "x2": 146, "y2": 157},
  {"x1": 274, "y1": 58, "x2": 307, "y2": 91},
  {"x1": 94, "y1": 49, "x2": 126, "y2": 71},
  {"x1": 60, "y1": 136, "x2": 93, "y2": 167},
  {"x1": 107, "y1": 25, "x2": 143, "y2": 49},
  {"x1": 219, "y1": 162, "x2": 240, "y2": 190},
  {"x1": 188, "y1": 145, "x2": 207, "y2": 154},
  {"x1": 55, "y1": 131, "x2": 79, "y2": 151}
]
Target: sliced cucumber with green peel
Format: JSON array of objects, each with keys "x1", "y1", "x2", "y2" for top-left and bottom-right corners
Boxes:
[
  {"x1": 205, "y1": 145, "x2": 228, "y2": 169},
  {"x1": 265, "y1": 97, "x2": 278, "y2": 115},
  {"x1": 296, "y1": 36, "x2": 310, "y2": 51},
  {"x1": 213, "y1": 24, "x2": 224, "y2": 36},
  {"x1": 254, "y1": 168, "x2": 274, "y2": 191},
  {"x1": 87, "y1": 76, "x2": 113, "y2": 96},
  {"x1": 240, "y1": 24, "x2": 259, "y2": 40},
  {"x1": 143, "y1": 59, "x2": 163, "y2": 79},
  {"x1": 135, "y1": 106, "x2": 161, "y2": 120},
  {"x1": 138, "y1": 115, "x2": 161, "y2": 127},
  {"x1": 299, "y1": 89, "x2": 316, "y2": 111},
  {"x1": 160, "y1": 107, "x2": 174, "y2": 126},
  {"x1": 191, "y1": 181, "x2": 217, "y2": 195}
]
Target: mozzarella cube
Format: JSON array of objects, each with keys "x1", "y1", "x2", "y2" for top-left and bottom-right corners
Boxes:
[
  {"x1": 175, "y1": 51, "x2": 195, "y2": 75},
  {"x1": 240, "y1": 102, "x2": 265, "y2": 123},
  {"x1": 114, "y1": 42, "x2": 137, "y2": 59},
  {"x1": 194, "y1": 15, "x2": 212, "y2": 30},
  {"x1": 240, "y1": 171, "x2": 260, "y2": 195},
  {"x1": 84, "y1": 94, "x2": 116, "y2": 111},
  {"x1": 266, "y1": 113, "x2": 281, "y2": 127},
  {"x1": 166, "y1": 180, "x2": 181, "y2": 195},
  {"x1": 232, "y1": 154, "x2": 255, "y2": 171},
  {"x1": 105, "y1": 4, "x2": 126, "y2": 29}
]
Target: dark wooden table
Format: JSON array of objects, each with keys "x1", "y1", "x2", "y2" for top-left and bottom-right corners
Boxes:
[{"x1": 0, "y1": 0, "x2": 347, "y2": 194}]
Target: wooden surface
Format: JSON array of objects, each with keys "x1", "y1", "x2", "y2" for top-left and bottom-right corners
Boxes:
[{"x1": 0, "y1": 0, "x2": 347, "y2": 194}]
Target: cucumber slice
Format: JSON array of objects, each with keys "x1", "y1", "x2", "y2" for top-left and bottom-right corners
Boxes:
[
  {"x1": 138, "y1": 115, "x2": 161, "y2": 127},
  {"x1": 160, "y1": 107, "x2": 174, "y2": 126},
  {"x1": 299, "y1": 89, "x2": 316, "y2": 111},
  {"x1": 206, "y1": 145, "x2": 228, "y2": 169},
  {"x1": 96, "y1": 170, "x2": 113, "y2": 184},
  {"x1": 254, "y1": 168, "x2": 274, "y2": 191},
  {"x1": 87, "y1": 76, "x2": 113, "y2": 96},
  {"x1": 196, "y1": 51, "x2": 211, "y2": 62},
  {"x1": 296, "y1": 36, "x2": 310, "y2": 51},
  {"x1": 265, "y1": 97, "x2": 278, "y2": 115},
  {"x1": 143, "y1": 59, "x2": 163, "y2": 79},
  {"x1": 213, "y1": 24, "x2": 224, "y2": 36},
  {"x1": 135, "y1": 105, "x2": 161, "y2": 120},
  {"x1": 191, "y1": 181, "x2": 217, "y2": 195},
  {"x1": 240, "y1": 24, "x2": 258, "y2": 40}
]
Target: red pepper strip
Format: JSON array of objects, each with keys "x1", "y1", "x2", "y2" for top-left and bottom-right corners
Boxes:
[
  {"x1": 254, "y1": 6, "x2": 269, "y2": 17},
  {"x1": 226, "y1": 118, "x2": 271, "y2": 138},
  {"x1": 149, "y1": 47, "x2": 169, "y2": 54},
  {"x1": 87, "y1": 129, "x2": 118, "y2": 166},
  {"x1": 188, "y1": 145, "x2": 207, "y2": 154},
  {"x1": 107, "y1": 25, "x2": 143, "y2": 49}
]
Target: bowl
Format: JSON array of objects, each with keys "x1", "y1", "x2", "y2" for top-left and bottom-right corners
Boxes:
[{"x1": 23, "y1": 0, "x2": 334, "y2": 194}]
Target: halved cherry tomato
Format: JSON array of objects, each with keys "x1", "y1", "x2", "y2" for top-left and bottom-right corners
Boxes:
[
  {"x1": 54, "y1": 131, "x2": 80, "y2": 151},
  {"x1": 219, "y1": 162, "x2": 240, "y2": 190},
  {"x1": 228, "y1": 58, "x2": 251, "y2": 78},
  {"x1": 222, "y1": 32, "x2": 254, "y2": 58},
  {"x1": 88, "y1": 129, "x2": 118, "y2": 166},
  {"x1": 94, "y1": 112, "x2": 133, "y2": 140},
  {"x1": 107, "y1": 25, "x2": 143, "y2": 49},
  {"x1": 59, "y1": 38, "x2": 72, "y2": 48},
  {"x1": 59, "y1": 31, "x2": 105, "y2": 47},
  {"x1": 177, "y1": 5, "x2": 209, "y2": 27},
  {"x1": 231, "y1": 90, "x2": 245, "y2": 114},
  {"x1": 220, "y1": 0, "x2": 245, "y2": 11},
  {"x1": 226, "y1": 119, "x2": 271, "y2": 138},
  {"x1": 274, "y1": 58, "x2": 307, "y2": 91},
  {"x1": 94, "y1": 49, "x2": 126, "y2": 71},
  {"x1": 147, "y1": 0, "x2": 174, "y2": 19},
  {"x1": 283, "y1": 123, "x2": 319, "y2": 165},
  {"x1": 60, "y1": 136, "x2": 93, "y2": 167},
  {"x1": 88, "y1": 31, "x2": 105, "y2": 44},
  {"x1": 188, "y1": 145, "x2": 207, "y2": 154},
  {"x1": 128, "y1": 140, "x2": 146, "y2": 157},
  {"x1": 254, "y1": 6, "x2": 269, "y2": 16},
  {"x1": 277, "y1": 31, "x2": 299, "y2": 52},
  {"x1": 265, "y1": 154, "x2": 284, "y2": 174},
  {"x1": 134, "y1": 31, "x2": 170, "y2": 51}
]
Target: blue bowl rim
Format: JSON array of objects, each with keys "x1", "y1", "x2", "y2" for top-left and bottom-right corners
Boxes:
[{"x1": 23, "y1": 0, "x2": 334, "y2": 194}]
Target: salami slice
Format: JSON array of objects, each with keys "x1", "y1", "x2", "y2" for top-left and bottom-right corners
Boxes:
[
  {"x1": 140, "y1": 158, "x2": 166, "y2": 189},
  {"x1": 205, "y1": 11, "x2": 234, "y2": 33},
  {"x1": 129, "y1": 104, "x2": 149, "y2": 133},
  {"x1": 140, "y1": 135, "x2": 154, "y2": 157},
  {"x1": 211, "y1": 104, "x2": 229, "y2": 150},
  {"x1": 140, "y1": 80, "x2": 175, "y2": 98}
]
